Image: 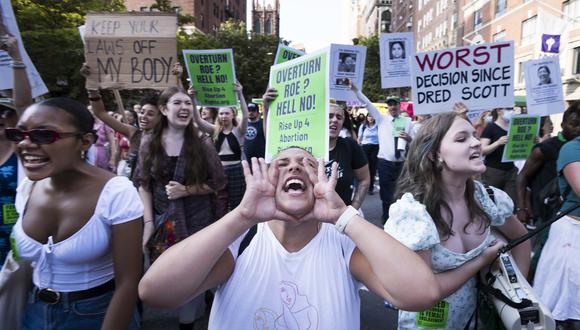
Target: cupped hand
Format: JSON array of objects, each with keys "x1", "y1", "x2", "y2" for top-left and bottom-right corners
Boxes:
[
  {"x1": 453, "y1": 102, "x2": 468, "y2": 114},
  {"x1": 348, "y1": 79, "x2": 360, "y2": 93},
  {"x1": 171, "y1": 62, "x2": 183, "y2": 77},
  {"x1": 236, "y1": 158, "x2": 298, "y2": 223},
  {"x1": 298, "y1": 159, "x2": 347, "y2": 224}
]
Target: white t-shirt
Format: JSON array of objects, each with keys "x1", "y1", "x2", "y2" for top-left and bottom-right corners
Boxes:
[{"x1": 209, "y1": 222, "x2": 362, "y2": 330}]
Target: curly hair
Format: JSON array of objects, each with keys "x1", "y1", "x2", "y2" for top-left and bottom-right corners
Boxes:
[{"x1": 395, "y1": 112, "x2": 491, "y2": 240}]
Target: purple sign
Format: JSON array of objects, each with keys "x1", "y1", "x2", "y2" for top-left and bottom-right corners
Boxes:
[{"x1": 541, "y1": 34, "x2": 561, "y2": 53}]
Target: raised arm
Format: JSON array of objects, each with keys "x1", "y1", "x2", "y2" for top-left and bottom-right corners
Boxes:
[
  {"x1": 350, "y1": 81, "x2": 382, "y2": 123},
  {"x1": 188, "y1": 87, "x2": 216, "y2": 135},
  {"x1": 261, "y1": 88, "x2": 278, "y2": 136},
  {"x1": 81, "y1": 64, "x2": 138, "y2": 139},
  {"x1": 235, "y1": 81, "x2": 249, "y2": 137},
  {"x1": 5, "y1": 34, "x2": 32, "y2": 115},
  {"x1": 515, "y1": 148, "x2": 544, "y2": 222},
  {"x1": 139, "y1": 158, "x2": 298, "y2": 308}
]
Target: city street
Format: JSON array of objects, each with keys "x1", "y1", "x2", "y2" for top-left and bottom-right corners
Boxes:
[{"x1": 142, "y1": 187, "x2": 400, "y2": 329}]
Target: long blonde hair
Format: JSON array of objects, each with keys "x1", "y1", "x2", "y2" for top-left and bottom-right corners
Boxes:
[{"x1": 213, "y1": 106, "x2": 239, "y2": 140}]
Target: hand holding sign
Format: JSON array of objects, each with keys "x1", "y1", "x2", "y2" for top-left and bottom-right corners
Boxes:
[{"x1": 497, "y1": 135, "x2": 509, "y2": 146}]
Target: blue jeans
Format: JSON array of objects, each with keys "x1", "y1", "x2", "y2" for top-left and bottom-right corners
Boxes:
[
  {"x1": 377, "y1": 159, "x2": 404, "y2": 223},
  {"x1": 22, "y1": 290, "x2": 140, "y2": 330}
]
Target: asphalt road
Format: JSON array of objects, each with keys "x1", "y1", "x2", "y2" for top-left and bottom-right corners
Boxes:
[{"x1": 142, "y1": 186, "x2": 399, "y2": 329}]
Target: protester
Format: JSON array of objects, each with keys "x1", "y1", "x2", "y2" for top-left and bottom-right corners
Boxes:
[
  {"x1": 200, "y1": 107, "x2": 218, "y2": 124},
  {"x1": 516, "y1": 105, "x2": 580, "y2": 280},
  {"x1": 0, "y1": 34, "x2": 32, "y2": 264},
  {"x1": 481, "y1": 108, "x2": 518, "y2": 208},
  {"x1": 134, "y1": 86, "x2": 226, "y2": 329},
  {"x1": 244, "y1": 103, "x2": 266, "y2": 160},
  {"x1": 81, "y1": 65, "x2": 162, "y2": 179},
  {"x1": 92, "y1": 116, "x2": 116, "y2": 172},
  {"x1": 351, "y1": 84, "x2": 414, "y2": 223},
  {"x1": 9, "y1": 97, "x2": 143, "y2": 329},
  {"x1": 124, "y1": 108, "x2": 139, "y2": 128},
  {"x1": 539, "y1": 116, "x2": 554, "y2": 143},
  {"x1": 338, "y1": 103, "x2": 359, "y2": 140},
  {"x1": 262, "y1": 89, "x2": 370, "y2": 208},
  {"x1": 139, "y1": 149, "x2": 445, "y2": 329},
  {"x1": 473, "y1": 110, "x2": 491, "y2": 138},
  {"x1": 133, "y1": 103, "x2": 142, "y2": 114},
  {"x1": 358, "y1": 113, "x2": 379, "y2": 195},
  {"x1": 191, "y1": 82, "x2": 249, "y2": 211},
  {"x1": 533, "y1": 134, "x2": 580, "y2": 330},
  {"x1": 386, "y1": 112, "x2": 530, "y2": 329}
]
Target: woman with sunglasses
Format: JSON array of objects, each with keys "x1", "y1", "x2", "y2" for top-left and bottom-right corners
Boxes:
[
  {"x1": 7, "y1": 98, "x2": 144, "y2": 329},
  {"x1": 134, "y1": 86, "x2": 226, "y2": 329},
  {"x1": 0, "y1": 34, "x2": 32, "y2": 267}
]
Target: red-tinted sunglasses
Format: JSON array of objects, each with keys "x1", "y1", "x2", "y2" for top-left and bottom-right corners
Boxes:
[{"x1": 5, "y1": 128, "x2": 83, "y2": 145}]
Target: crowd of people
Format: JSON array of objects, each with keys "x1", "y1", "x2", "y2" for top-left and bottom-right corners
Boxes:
[{"x1": 1, "y1": 31, "x2": 579, "y2": 330}]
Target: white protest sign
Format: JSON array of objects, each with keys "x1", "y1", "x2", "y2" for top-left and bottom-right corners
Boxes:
[
  {"x1": 0, "y1": 0, "x2": 48, "y2": 97},
  {"x1": 329, "y1": 44, "x2": 366, "y2": 102},
  {"x1": 411, "y1": 41, "x2": 514, "y2": 115},
  {"x1": 379, "y1": 32, "x2": 413, "y2": 88},
  {"x1": 523, "y1": 57, "x2": 565, "y2": 116}
]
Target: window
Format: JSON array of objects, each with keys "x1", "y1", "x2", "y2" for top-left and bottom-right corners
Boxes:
[
  {"x1": 574, "y1": 46, "x2": 580, "y2": 74},
  {"x1": 200, "y1": 14, "x2": 205, "y2": 28},
  {"x1": 564, "y1": 0, "x2": 580, "y2": 28},
  {"x1": 493, "y1": 30, "x2": 506, "y2": 41},
  {"x1": 521, "y1": 16, "x2": 537, "y2": 45},
  {"x1": 140, "y1": 6, "x2": 149, "y2": 11},
  {"x1": 265, "y1": 18, "x2": 272, "y2": 34},
  {"x1": 254, "y1": 19, "x2": 261, "y2": 33},
  {"x1": 518, "y1": 62, "x2": 525, "y2": 83},
  {"x1": 473, "y1": 10, "x2": 483, "y2": 30},
  {"x1": 172, "y1": 6, "x2": 181, "y2": 14},
  {"x1": 496, "y1": 0, "x2": 507, "y2": 16},
  {"x1": 213, "y1": 4, "x2": 219, "y2": 17}
]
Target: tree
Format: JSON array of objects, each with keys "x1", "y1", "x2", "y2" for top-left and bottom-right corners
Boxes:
[
  {"x1": 178, "y1": 20, "x2": 283, "y2": 99},
  {"x1": 356, "y1": 34, "x2": 384, "y2": 102}
]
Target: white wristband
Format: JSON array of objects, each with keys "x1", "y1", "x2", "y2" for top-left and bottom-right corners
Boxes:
[{"x1": 335, "y1": 206, "x2": 359, "y2": 234}]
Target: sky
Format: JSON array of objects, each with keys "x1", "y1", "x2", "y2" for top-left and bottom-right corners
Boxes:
[{"x1": 247, "y1": 0, "x2": 353, "y2": 52}]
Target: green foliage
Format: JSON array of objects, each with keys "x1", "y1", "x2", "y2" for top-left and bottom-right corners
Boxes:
[
  {"x1": 179, "y1": 20, "x2": 283, "y2": 99},
  {"x1": 357, "y1": 34, "x2": 385, "y2": 102}
]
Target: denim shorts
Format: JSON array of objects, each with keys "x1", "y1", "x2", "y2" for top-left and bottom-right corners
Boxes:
[{"x1": 21, "y1": 289, "x2": 140, "y2": 330}]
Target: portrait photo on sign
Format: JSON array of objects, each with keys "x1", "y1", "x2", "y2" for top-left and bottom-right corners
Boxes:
[
  {"x1": 389, "y1": 41, "x2": 405, "y2": 60},
  {"x1": 336, "y1": 77, "x2": 350, "y2": 86},
  {"x1": 337, "y1": 52, "x2": 356, "y2": 73},
  {"x1": 536, "y1": 65, "x2": 552, "y2": 86}
]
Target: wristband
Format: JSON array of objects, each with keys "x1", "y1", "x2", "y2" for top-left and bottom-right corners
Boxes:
[
  {"x1": 144, "y1": 219, "x2": 153, "y2": 224},
  {"x1": 11, "y1": 62, "x2": 26, "y2": 69},
  {"x1": 335, "y1": 206, "x2": 359, "y2": 234}
]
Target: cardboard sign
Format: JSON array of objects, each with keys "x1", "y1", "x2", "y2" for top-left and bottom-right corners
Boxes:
[
  {"x1": 411, "y1": 41, "x2": 514, "y2": 115},
  {"x1": 524, "y1": 57, "x2": 565, "y2": 116},
  {"x1": 380, "y1": 32, "x2": 413, "y2": 89},
  {"x1": 183, "y1": 49, "x2": 237, "y2": 107},
  {"x1": 265, "y1": 49, "x2": 330, "y2": 162},
  {"x1": 83, "y1": 13, "x2": 177, "y2": 89},
  {"x1": 329, "y1": 44, "x2": 366, "y2": 102},
  {"x1": 274, "y1": 44, "x2": 305, "y2": 65},
  {"x1": 0, "y1": 0, "x2": 48, "y2": 97},
  {"x1": 502, "y1": 115, "x2": 540, "y2": 162}
]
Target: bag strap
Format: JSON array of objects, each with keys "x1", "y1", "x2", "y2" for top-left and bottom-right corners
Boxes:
[
  {"x1": 482, "y1": 183, "x2": 495, "y2": 204},
  {"x1": 237, "y1": 225, "x2": 257, "y2": 257}
]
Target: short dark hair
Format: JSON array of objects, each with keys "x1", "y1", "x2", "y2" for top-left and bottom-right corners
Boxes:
[{"x1": 38, "y1": 97, "x2": 94, "y2": 134}]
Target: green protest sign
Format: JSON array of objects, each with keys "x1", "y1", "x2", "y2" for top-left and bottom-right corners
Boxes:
[
  {"x1": 182, "y1": 49, "x2": 237, "y2": 106},
  {"x1": 274, "y1": 44, "x2": 305, "y2": 65},
  {"x1": 392, "y1": 117, "x2": 407, "y2": 137},
  {"x1": 265, "y1": 49, "x2": 329, "y2": 162},
  {"x1": 502, "y1": 115, "x2": 540, "y2": 162}
]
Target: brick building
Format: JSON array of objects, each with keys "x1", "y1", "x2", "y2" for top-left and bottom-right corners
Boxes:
[{"x1": 125, "y1": 0, "x2": 246, "y2": 34}]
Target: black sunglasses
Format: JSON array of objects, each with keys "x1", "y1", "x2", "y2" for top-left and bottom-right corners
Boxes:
[{"x1": 5, "y1": 128, "x2": 84, "y2": 145}]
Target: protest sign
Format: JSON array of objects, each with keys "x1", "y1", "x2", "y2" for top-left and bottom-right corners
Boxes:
[
  {"x1": 0, "y1": 0, "x2": 48, "y2": 97},
  {"x1": 265, "y1": 49, "x2": 329, "y2": 162},
  {"x1": 83, "y1": 13, "x2": 177, "y2": 90},
  {"x1": 274, "y1": 44, "x2": 305, "y2": 65},
  {"x1": 379, "y1": 32, "x2": 413, "y2": 89},
  {"x1": 183, "y1": 49, "x2": 237, "y2": 107},
  {"x1": 329, "y1": 44, "x2": 366, "y2": 102},
  {"x1": 411, "y1": 41, "x2": 514, "y2": 115},
  {"x1": 502, "y1": 115, "x2": 540, "y2": 162},
  {"x1": 524, "y1": 57, "x2": 565, "y2": 116}
]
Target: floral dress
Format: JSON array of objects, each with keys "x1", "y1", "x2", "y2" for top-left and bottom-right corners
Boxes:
[{"x1": 384, "y1": 181, "x2": 514, "y2": 330}]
